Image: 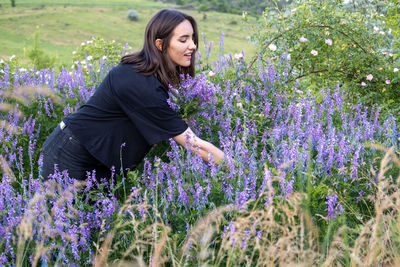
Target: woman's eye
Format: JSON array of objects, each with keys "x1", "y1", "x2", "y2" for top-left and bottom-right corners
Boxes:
[{"x1": 180, "y1": 39, "x2": 187, "y2": 43}]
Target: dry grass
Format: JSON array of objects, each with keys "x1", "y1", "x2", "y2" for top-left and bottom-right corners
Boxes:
[
  {"x1": 98, "y1": 145, "x2": 400, "y2": 266},
  {"x1": 0, "y1": 85, "x2": 62, "y2": 136},
  {"x1": 6, "y1": 139, "x2": 400, "y2": 266},
  {"x1": 15, "y1": 179, "x2": 87, "y2": 266},
  {"x1": 348, "y1": 145, "x2": 400, "y2": 267}
]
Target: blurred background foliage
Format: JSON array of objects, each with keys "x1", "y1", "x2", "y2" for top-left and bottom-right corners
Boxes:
[
  {"x1": 153, "y1": 0, "x2": 294, "y2": 15},
  {"x1": 1, "y1": 0, "x2": 398, "y2": 116}
]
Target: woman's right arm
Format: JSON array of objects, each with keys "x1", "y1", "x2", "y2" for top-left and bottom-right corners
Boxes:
[{"x1": 173, "y1": 128, "x2": 225, "y2": 164}]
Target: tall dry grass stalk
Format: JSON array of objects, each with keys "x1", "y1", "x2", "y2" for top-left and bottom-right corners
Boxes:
[
  {"x1": 93, "y1": 189, "x2": 173, "y2": 267},
  {"x1": 15, "y1": 180, "x2": 86, "y2": 267},
  {"x1": 181, "y1": 205, "x2": 236, "y2": 265},
  {"x1": 0, "y1": 154, "x2": 17, "y2": 183},
  {"x1": 348, "y1": 145, "x2": 400, "y2": 266},
  {"x1": 212, "y1": 192, "x2": 320, "y2": 266},
  {"x1": 1, "y1": 85, "x2": 62, "y2": 106}
]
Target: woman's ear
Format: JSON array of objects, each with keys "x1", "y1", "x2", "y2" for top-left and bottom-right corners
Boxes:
[{"x1": 155, "y1": 39, "x2": 163, "y2": 51}]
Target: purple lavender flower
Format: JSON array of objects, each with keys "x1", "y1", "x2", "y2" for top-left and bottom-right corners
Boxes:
[{"x1": 326, "y1": 194, "x2": 344, "y2": 219}]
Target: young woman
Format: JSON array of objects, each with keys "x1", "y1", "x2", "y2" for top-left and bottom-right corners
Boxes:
[{"x1": 41, "y1": 9, "x2": 225, "y2": 181}]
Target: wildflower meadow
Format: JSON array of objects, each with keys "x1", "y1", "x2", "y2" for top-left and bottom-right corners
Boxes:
[{"x1": 1, "y1": 0, "x2": 400, "y2": 266}]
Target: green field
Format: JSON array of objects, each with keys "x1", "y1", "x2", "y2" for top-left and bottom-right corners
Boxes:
[{"x1": 0, "y1": 0, "x2": 258, "y2": 66}]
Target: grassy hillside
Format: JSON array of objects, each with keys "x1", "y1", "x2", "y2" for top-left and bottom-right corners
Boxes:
[{"x1": 0, "y1": 0, "x2": 257, "y2": 66}]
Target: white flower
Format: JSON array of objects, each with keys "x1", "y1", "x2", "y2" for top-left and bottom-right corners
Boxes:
[
  {"x1": 291, "y1": 8, "x2": 296, "y2": 15},
  {"x1": 208, "y1": 70, "x2": 216, "y2": 77},
  {"x1": 295, "y1": 102, "x2": 304, "y2": 109},
  {"x1": 234, "y1": 52, "x2": 244, "y2": 59},
  {"x1": 10, "y1": 55, "x2": 15, "y2": 61},
  {"x1": 325, "y1": 39, "x2": 333, "y2": 46},
  {"x1": 236, "y1": 102, "x2": 243, "y2": 110},
  {"x1": 366, "y1": 74, "x2": 373, "y2": 81},
  {"x1": 72, "y1": 51, "x2": 76, "y2": 55},
  {"x1": 299, "y1": 36, "x2": 308, "y2": 43},
  {"x1": 373, "y1": 26, "x2": 379, "y2": 31},
  {"x1": 0, "y1": 59, "x2": 4, "y2": 64},
  {"x1": 286, "y1": 53, "x2": 291, "y2": 60},
  {"x1": 311, "y1": 50, "x2": 318, "y2": 56},
  {"x1": 382, "y1": 51, "x2": 387, "y2": 55},
  {"x1": 86, "y1": 40, "x2": 93, "y2": 44},
  {"x1": 379, "y1": 31, "x2": 385, "y2": 35},
  {"x1": 394, "y1": 68, "x2": 399, "y2": 72},
  {"x1": 389, "y1": 53, "x2": 394, "y2": 57},
  {"x1": 268, "y1": 43, "x2": 277, "y2": 51},
  {"x1": 102, "y1": 56, "x2": 107, "y2": 60},
  {"x1": 81, "y1": 42, "x2": 85, "y2": 46},
  {"x1": 86, "y1": 55, "x2": 93, "y2": 61},
  {"x1": 242, "y1": 11, "x2": 248, "y2": 20},
  {"x1": 19, "y1": 68, "x2": 26, "y2": 72}
]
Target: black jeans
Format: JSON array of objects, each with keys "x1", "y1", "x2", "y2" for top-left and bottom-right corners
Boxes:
[{"x1": 41, "y1": 123, "x2": 111, "y2": 181}]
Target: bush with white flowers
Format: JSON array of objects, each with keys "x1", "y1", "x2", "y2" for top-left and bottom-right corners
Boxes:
[
  {"x1": 72, "y1": 37, "x2": 132, "y2": 71},
  {"x1": 250, "y1": 0, "x2": 400, "y2": 115}
]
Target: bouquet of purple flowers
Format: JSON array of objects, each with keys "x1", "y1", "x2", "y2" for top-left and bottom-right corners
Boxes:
[{"x1": 167, "y1": 73, "x2": 218, "y2": 119}]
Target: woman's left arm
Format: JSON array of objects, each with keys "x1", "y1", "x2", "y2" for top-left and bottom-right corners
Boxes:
[{"x1": 173, "y1": 127, "x2": 225, "y2": 164}]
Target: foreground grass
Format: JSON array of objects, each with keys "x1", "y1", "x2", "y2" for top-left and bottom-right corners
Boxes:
[
  {"x1": 12, "y1": 146, "x2": 399, "y2": 266},
  {"x1": 89, "y1": 146, "x2": 400, "y2": 266},
  {"x1": 0, "y1": 0, "x2": 257, "y2": 66}
]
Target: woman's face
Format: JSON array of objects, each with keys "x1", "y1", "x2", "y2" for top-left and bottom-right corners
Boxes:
[{"x1": 166, "y1": 20, "x2": 197, "y2": 67}]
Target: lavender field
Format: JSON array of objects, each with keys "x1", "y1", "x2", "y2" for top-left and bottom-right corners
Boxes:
[{"x1": 0, "y1": 45, "x2": 399, "y2": 266}]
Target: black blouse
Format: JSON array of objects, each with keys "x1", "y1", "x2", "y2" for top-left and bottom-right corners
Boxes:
[{"x1": 63, "y1": 63, "x2": 188, "y2": 172}]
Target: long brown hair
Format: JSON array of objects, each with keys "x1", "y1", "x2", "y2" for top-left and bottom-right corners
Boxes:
[{"x1": 121, "y1": 9, "x2": 198, "y2": 88}]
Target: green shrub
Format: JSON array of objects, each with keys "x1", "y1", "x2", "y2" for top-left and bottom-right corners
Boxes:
[
  {"x1": 229, "y1": 19, "x2": 238, "y2": 25},
  {"x1": 24, "y1": 28, "x2": 56, "y2": 70},
  {"x1": 250, "y1": 0, "x2": 400, "y2": 115},
  {"x1": 72, "y1": 37, "x2": 131, "y2": 68},
  {"x1": 127, "y1": 9, "x2": 139, "y2": 22},
  {"x1": 385, "y1": 0, "x2": 400, "y2": 49}
]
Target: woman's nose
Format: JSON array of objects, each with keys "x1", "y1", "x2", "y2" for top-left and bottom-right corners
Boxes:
[{"x1": 189, "y1": 40, "x2": 196, "y2": 50}]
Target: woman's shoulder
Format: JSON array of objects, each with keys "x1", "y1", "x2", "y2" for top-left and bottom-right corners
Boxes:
[
  {"x1": 110, "y1": 64, "x2": 165, "y2": 94},
  {"x1": 111, "y1": 63, "x2": 140, "y2": 76},
  {"x1": 112, "y1": 64, "x2": 157, "y2": 81}
]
